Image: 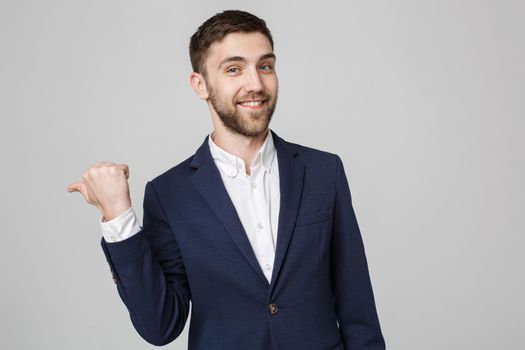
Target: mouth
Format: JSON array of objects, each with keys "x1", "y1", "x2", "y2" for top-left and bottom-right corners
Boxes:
[{"x1": 237, "y1": 99, "x2": 266, "y2": 110}]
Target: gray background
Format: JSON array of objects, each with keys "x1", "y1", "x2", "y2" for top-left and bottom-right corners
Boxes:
[{"x1": 1, "y1": 0, "x2": 523, "y2": 349}]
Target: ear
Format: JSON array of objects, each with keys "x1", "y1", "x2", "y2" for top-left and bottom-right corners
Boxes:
[{"x1": 190, "y1": 72, "x2": 209, "y2": 100}]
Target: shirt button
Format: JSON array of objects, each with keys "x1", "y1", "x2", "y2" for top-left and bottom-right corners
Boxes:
[
  {"x1": 257, "y1": 222, "x2": 264, "y2": 229},
  {"x1": 268, "y1": 303, "x2": 279, "y2": 315},
  {"x1": 265, "y1": 264, "x2": 271, "y2": 270},
  {"x1": 251, "y1": 182, "x2": 257, "y2": 189}
]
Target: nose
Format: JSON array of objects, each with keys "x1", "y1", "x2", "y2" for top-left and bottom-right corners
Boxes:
[{"x1": 243, "y1": 67, "x2": 263, "y2": 93}]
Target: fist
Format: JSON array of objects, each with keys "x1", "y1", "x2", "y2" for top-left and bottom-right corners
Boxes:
[{"x1": 67, "y1": 162, "x2": 131, "y2": 221}]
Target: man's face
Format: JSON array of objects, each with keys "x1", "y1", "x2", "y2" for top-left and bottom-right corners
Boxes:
[{"x1": 203, "y1": 32, "x2": 278, "y2": 137}]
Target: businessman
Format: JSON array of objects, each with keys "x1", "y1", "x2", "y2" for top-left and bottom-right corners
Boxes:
[{"x1": 68, "y1": 10, "x2": 385, "y2": 350}]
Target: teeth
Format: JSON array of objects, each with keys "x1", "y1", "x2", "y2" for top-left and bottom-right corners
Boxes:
[{"x1": 240, "y1": 101, "x2": 262, "y2": 107}]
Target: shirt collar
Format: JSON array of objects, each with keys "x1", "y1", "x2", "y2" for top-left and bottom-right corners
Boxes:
[{"x1": 208, "y1": 130, "x2": 276, "y2": 178}]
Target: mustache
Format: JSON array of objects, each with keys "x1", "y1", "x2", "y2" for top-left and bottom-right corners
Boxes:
[{"x1": 235, "y1": 93, "x2": 271, "y2": 103}]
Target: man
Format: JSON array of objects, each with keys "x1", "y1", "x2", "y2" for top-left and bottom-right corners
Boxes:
[{"x1": 68, "y1": 10, "x2": 385, "y2": 350}]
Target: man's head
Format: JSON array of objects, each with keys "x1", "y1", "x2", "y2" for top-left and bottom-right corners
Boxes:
[
  {"x1": 189, "y1": 10, "x2": 274, "y2": 77},
  {"x1": 189, "y1": 10, "x2": 278, "y2": 138}
]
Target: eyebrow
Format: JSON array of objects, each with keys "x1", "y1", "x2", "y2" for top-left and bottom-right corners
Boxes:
[{"x1": 218, "y1": 53, "x2": 276, "y2": 69}]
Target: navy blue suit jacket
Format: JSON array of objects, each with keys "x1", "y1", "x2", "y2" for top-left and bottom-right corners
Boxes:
[{"x1": 101, "y1": 129, "x2": 385, "y2": 349}]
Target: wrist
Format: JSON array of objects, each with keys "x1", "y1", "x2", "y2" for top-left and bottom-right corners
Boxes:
[{"x1": 102, "y1": 204, "x2": 131, "y2": 222}]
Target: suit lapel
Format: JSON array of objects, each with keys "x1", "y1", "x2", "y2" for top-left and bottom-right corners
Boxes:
[
  {"x1": 189, "y1": 130, "x2": 305, "y2": 291},
  {"x1": 190, "y1": 135, "x2": 269, "y2": 286},
  {"x1": 269, "y1": 130, "x2": 305, "y2": 291}
]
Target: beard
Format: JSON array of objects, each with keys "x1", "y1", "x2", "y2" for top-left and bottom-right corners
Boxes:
[{"x1": 208, "y1": 85, "x2": 278, "y2": 138}]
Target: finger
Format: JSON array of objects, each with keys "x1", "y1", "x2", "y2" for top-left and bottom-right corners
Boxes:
[
  {"x1": 117, "y1": 164, "x2": 129, "y2": 179},
  {"x1": 68, "y1": 182, "x2": 88, "y2": 198},
  {"x1": 67, "y1": 182, "x2": 83, "y2": 193},
  {"x1": 93, "y1": 161, "x2": 113, "y2": 168},
  {"x1": 67, "y1": 182, "x2": 95, "y2": 205}
]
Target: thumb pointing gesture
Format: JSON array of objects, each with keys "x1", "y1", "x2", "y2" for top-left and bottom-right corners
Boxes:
[
  {"x1": 67, "y1": 162, "x2": 132, "y2": 221},
  {"x1": 67, "y1": 181, "x2": 96, "y2": 205}
]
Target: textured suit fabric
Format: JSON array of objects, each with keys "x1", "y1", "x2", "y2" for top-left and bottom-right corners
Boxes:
[{"x1": 100, "y1": 129, "x2": 385, "y2": 349}]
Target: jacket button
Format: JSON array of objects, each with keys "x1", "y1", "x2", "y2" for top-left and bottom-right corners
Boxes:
[{"x1": 268, "y1": 303, "x2": 279, "y2": 315}]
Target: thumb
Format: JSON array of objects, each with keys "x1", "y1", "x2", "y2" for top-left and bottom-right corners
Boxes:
[
  {"x1": 67, "y1": 181, "x2": 95, "y2": 205},
  {"x1": 67, "y1": 182, "x2": 83, "y2": 193}
]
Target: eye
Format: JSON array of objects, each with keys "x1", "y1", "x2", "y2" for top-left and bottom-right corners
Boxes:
[
  {"x1": 259, "y1": 64, "x2": 273, "y2": 72},
  {"x1": 226, "y1": 67, "x2": 240, "y2": 74}
]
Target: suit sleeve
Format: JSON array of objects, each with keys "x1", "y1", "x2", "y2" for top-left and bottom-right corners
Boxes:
[
  {"x1": 100, "y1": 181, "x2": 191, "y2": 346},
  {"x1": 331, "y1": 155, "x2": 386, "y2": 349}
]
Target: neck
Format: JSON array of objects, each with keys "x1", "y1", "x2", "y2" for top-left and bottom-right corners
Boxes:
[{"x1": 211, "y1": 128, "x2": 268, "y2": 175}]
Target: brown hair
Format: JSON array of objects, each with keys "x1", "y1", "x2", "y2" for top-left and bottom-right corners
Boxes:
[{"x1": 189, "y1": 10, "x2": 274, "y2": 76}]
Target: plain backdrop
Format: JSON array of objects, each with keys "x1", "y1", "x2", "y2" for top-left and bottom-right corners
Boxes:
[{"x1": 1, "y1": 1, "x2": 523, "y2": 349}]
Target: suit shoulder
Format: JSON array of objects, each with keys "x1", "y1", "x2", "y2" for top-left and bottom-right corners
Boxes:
[
  {"x1": 282, "y1": 138, "x2": 338, "y2": 167},
  {"x1": 149, "y1": 154, "x2": 195, "y2": 189}
]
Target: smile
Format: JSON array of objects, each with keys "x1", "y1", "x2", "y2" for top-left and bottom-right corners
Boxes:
[{"x1": 237, "y1": 100, "x2": 265, "y2": 110}]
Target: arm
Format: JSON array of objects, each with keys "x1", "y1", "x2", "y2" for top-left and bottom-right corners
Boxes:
[
  {"x1": 100, "y1": 206, "x2": 141, "y2": 243},
  {"x1": 100, "y1": 181, "x2": 191, "y2": 346},
  {"x1": 68, "y1": 163, "x2": 190, "y2": 345},
  {"x1": 331, "y1": 155, "x2": 386, "y2": 349}
]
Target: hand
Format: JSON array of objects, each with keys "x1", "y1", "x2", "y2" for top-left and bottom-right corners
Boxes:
[{"x1": 67, "y1": 162, "x2": 132, "y2": 221}]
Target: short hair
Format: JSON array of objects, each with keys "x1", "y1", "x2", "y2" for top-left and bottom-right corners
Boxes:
[{"x1": 189, "y1": 10, "x2": 274, "y2": 76}]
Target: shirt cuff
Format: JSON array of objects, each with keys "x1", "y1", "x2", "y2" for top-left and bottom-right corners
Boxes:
[{"x1": 100, "y1": 206, "x2": 142, "y2": 243}]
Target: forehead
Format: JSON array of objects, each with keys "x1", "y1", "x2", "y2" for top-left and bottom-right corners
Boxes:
[{"x1": 206, "y1": 32, "x2": 274, "y2": 65}]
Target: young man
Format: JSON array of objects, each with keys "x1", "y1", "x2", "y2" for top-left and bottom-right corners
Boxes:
[{"x1": 68, "y1": 10, "x2": 385, "y2": 350}]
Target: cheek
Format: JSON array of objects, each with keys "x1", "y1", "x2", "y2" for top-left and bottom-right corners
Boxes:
[
  {"x1": 216, "y1": 81, "x2": 241, "y2": 100},
  {"x1": 264, "y1": 76, "x2": 278, "y2": 93},
  {"x1": 212, "y1": 90, "x2": 235, "y2": 105}
]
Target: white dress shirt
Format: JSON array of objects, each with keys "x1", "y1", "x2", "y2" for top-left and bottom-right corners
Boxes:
[{"x1": 100, "y1": 130, "x2": 280, "y2": 283}]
